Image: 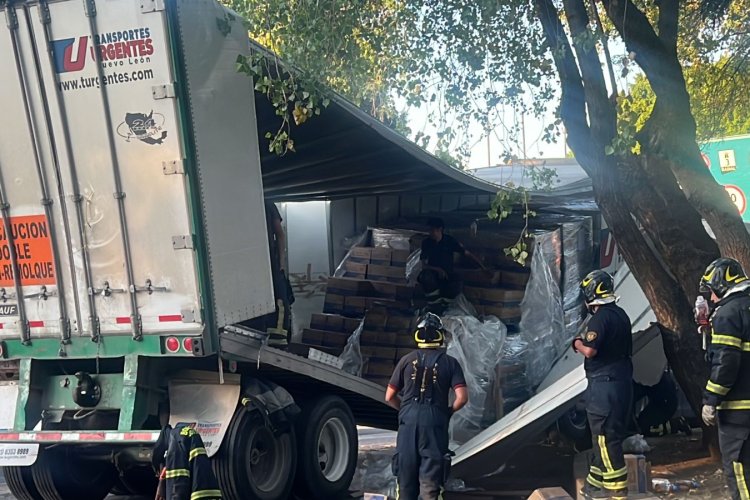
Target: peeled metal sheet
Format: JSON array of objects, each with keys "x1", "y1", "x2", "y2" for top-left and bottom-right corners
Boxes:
[{"x1": 451, "y1": 325, "x2": 663, "y2": 481}]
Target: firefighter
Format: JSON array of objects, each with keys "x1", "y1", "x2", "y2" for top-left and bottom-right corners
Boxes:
[
  {"x1": 699, "y1": 257, "x2": 750, "y2": 500},
  {"x1": 153, "y1": 423, "x2": 222, "y2": 500},
  {"x1": 573, "y1": 270, "x2": 632, "y2": 500},
  {"x1": 385, "y1": 313, "x2": 469, "y2": 500}
]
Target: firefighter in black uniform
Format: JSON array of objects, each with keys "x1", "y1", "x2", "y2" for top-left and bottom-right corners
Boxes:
[
  {"x1": 699, "y1": 257, "x2": 750, "y2": 500},
  {"x1": 153, "y1": 423, "x2": 222, "y2": 500},
  {"x1": 385, "y1": 313, "x2": 469, "y2": 500},
  {"x1": 574, "y1": 270, "x2": 632, "y2": 500}
]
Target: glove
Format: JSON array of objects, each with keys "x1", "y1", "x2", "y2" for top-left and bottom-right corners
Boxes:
[{"x1": 702, "y1": 404, "x2": 717, "y2": 426}]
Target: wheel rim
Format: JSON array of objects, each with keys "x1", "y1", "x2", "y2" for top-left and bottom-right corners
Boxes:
[
  {"x1": 245, "y1": 425, "x2": 285, "y2": 492},
  {"x1": 317, "y1": 417, "x2": 349, "y2": 482}
]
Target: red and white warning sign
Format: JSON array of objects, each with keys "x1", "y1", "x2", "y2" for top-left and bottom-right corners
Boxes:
[{"x1": 724, "y1": 185, "x2": 747, "y2": 215}]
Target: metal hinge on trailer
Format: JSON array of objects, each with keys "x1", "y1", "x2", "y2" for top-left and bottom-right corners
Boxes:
[
  {"x1": 172, "y1": 235, "x2": 194, "y2": 250},
  {"x1": 140, "y1": 0, "x2": 166, "y2": 13},
  {"x1": 163, "y1": 160, "x2": 185, "y2": 175},
  {"x1": 152, "y1": 84, "x2": 176, "y2": 100},
  {"x1": 0, "y1": 431, "x2": 161, "y2": 443}
]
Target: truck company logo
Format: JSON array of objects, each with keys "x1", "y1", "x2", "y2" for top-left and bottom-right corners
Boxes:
[
  {"x1": 51, "y1": 27, "x2": 155, "y2": 74},
  {"x1": 117, "y1": 111, "x2": 168, "y2": 145}
]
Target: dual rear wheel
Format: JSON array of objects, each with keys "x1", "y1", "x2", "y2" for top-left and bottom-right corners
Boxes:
[{"x1": 2, "y1": 395, "x2": 359, "y2": 500}]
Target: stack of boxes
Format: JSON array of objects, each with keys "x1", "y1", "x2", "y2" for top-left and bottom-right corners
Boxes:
[{"x1": 302, "y1": 245, "x2": 418, "y2": 383}]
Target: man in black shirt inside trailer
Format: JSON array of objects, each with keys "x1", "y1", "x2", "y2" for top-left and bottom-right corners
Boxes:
[{"x1": 418, "y1": 217, "x2": 484, "y2": 305}]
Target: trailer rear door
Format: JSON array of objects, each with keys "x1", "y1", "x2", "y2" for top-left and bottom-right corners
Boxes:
[{"x1": 0, "y1": 0, "x2": 202, "y2": 341}]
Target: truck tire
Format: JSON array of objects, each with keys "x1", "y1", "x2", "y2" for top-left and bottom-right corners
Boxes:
[
  {"x1": 214, "y1": 406, "x2": 296, "y2": 500},
  {"x1": 4, "y1": 465, "x2": 41, "y2": 500},
  {"x1": 557, "y1": 407, "x2": 592, "y2": 451},
  {"x1": 111, "y1": 466, "x2": 159, "y2": 496},
  {"x1": 31, "y1": 448, "x2": 116, "y2": 500},
  {"x1": 294, "y1": 395, "x2": 358, "y2": 499}
]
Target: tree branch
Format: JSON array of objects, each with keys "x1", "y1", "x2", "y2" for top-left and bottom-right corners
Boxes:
[
  {"x1": 562, "y1": 0, "x2": 617, "y2": 144},
  {"x1": 534, "y1": 0, "x2": 596, "y2": 168},
  {"x1": 657, "y1": 0, "x2": 680, "y2": 55}
]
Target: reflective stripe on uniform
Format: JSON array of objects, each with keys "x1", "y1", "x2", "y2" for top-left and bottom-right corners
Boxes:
[
  {"x1": 707, "y1": 380, "x2": 732, "y2": 396},
  {"x1": 601, "y1": 465, "x2": 628, "y2": 480},
  {"x1": 712, "y1": 334, "x2": 743, "y2": 348},
  {"x1": 598, "y1": 435, "x2": 614, "y2": 472},
  {"x1": 191, "y1": 490, "x2": 222, "y2": 500},
  {"x1": 165, "y1": 468, "x2": 190, "y2": 479},
  {"x1": 586, "y1": 475, "x2": 604, "y2": 488},
  {"x1": 189, "y1": 447, "x2": 207, "y2": 461},
  {"x1": 735, "y1": 462, "x2": 750, "y2": 500},
  {"x1": 719, "y1": 400, "x2": 750, "y2": 410},
  {"x1": 603, "y1": 480, "x2": 628, "y2": 491}
]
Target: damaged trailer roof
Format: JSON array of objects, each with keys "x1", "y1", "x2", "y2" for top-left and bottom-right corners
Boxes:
[{"x1": 249, "y1": 53, "x2": 498, "y2": 202}]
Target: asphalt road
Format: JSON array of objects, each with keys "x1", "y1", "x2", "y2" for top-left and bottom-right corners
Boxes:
[{"x1": 0, "y1": 427, "x2": 397, "y2": 500}]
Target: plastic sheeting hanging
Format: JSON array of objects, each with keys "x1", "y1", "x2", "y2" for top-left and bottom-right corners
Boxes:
[
  {"x1": 339, "y1": 319, "x2": 366, "y2": 377},
  {"x1": 561, "y1": 218, "x2": 593, "y2": 338},
  {"x1": 371, "y1": 227, "x2": 423, "y2": 251},
  {"x1": 518, "y1": 231, "x2": 566, "y2": 390},
  {"x1": 333, "y1": 230, "x2": 370, "y2": 278},
  {"x1": 443, "y1": 298, "x2": 507, "y2": 446}
]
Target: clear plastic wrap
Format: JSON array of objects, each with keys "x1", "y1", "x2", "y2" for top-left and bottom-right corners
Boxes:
[
  {"x1": 442, "y1": 303, "x2": 507, "y2": 446},
  {"x1": 339, "y1": 319, "x2": 365, "y2": 377},
  {"x1": 561, "y1": 219, "x2": 593, "y2": 311},
  {"x1": 371, "y1": 227, "x2": 422, "y2": 251},
  {"x1": 405, "y1": 249, "x2": 422, "y2": 284},
  {"x1": 498, "y1": 334, "x2": 532, "y2": 414},
  {"x1": 333, "y1": 231, "x2": 369, "y2": 278},
  {"x1": 518, "y1": 231, "x2": 566, "y2": 389},
  {"x1": 349, "y1": 450, "x2": 398, "y2": 499}
]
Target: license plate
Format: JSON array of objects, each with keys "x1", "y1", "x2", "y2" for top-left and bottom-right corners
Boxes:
[{"x1": 0, "y1": 444, "x2": 39, "y2": 466}]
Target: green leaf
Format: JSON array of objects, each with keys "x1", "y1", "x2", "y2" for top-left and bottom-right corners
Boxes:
[{"x1": 604, "y1": 145, "x2": 615, "y2": 155}]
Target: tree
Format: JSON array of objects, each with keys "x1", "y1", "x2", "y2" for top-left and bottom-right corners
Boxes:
[{"x1": 225, "y1": 0, "x2": 750, "y2": 422}]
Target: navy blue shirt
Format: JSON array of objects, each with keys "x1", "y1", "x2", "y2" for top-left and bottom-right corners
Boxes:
[
  {"x1": 388, "y1": 349, "x2": 466, "y2": 412},
  {"x1": 420, "y1": 235, "x2": 465, "y2": 273},
  {"x1": 581, "y1": 303, "x2": 633, "y2": 379}
]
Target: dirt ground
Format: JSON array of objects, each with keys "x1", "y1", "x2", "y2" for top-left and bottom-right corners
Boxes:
[{"x1": 647, "y1": 431, "x2": 729, "y2": 499}]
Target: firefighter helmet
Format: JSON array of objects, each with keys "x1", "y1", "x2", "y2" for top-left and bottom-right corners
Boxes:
[
  {"x1": 580, "y1": 270, "x2": 616, "y2": 306},
  {"x1": 414, "y1": 312, "x2": 445, "y2": 349},
  {"x1": 700, "y1": 257, "x2": 748, "y2": 298}
]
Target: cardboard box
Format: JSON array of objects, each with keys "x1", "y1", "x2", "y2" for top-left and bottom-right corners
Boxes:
[
  {"x1": 386, "y1": 316, "x2": 413, "y2": 332},
  {"x1": 360, "y1": 330, "x2": 381, "y2": 346},
  {"x1": 463, "y1": 286, "x2": 484, "y2": 301},
  {"x1": 326, "y1": 277, "x2": 363, "y2": 296},
  {"x1": 456, "y1": 268, "x2": 501, "y2": 286},
  {"x1": 344, "y1": 318, "x2": 362, "y2": 333},
  {"x1": 344, "y1": 296, "x2": 367, "y2": 316},
  {"x1": 480, "y1": 287, "x2": 525, "y2": 305},
  {"x1": 361, "y1": 346, "x2": 397, "y2": 361},
  {"x1": 349, "y1": 246, "x2": 372, "y2": 264},
  {"x1": 502, "y1": 269, "x2": 531, "y2": 289},
  {"x1": 527, "y1": 487, "x2": 572, "y2": 500},
  {"x1": 365, "y1": 312, "x2": 388, "y2": 330},
  {"x1": 301, "y1": 329, "x2": 325, "y2": 345},
  {"x1": 391, "y1": 249, "x2": 410, "y2": 264},
  {"x1": 395, "y1": 332, "x2": 415, "y2": 348},
  {"x1": 310, "y1": 313, "x2": 328, "y2": 330},
  {"x1": 370, "y1": 248, "x2": 393, "y2": 266},
  {"x1": 321, "y1": 331, "x2": 350, "y2": 349},
  {"x1": 367, "y1": 264, "x2": 406, "y2": 284},
  {"x1": 323, "y1": 294, "x2": 344, "y2": 314},
  {"x1": 343, "y1": 261, "x2": 368, "y2": 279},
  {"x1": 375, "y1": 331, "x2": 397, "y2": 346}
]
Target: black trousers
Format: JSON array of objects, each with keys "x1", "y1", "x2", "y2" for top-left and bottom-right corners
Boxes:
[
  {"x1": 417, "y1": 270, "x2": 461, "y2": 300},
  {"x1": 585, "y1": 377, "x2": 632, "y2": 493},
  {"x1": 719, "y1": 419, "x2": 750, "y2": 500},
  {"x1": 395, "y1": 404, "x2": 450, "y2": 500}
]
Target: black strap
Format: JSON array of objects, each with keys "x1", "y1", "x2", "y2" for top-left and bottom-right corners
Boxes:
[{"x1": 414, "y1": 350, "x2": 446, "y2": 404}]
